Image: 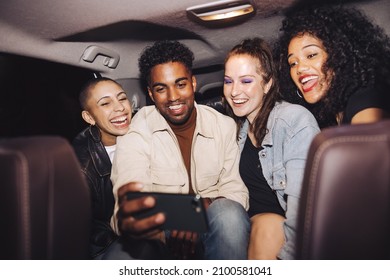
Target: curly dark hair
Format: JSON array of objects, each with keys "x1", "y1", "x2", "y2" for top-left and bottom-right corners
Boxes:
[
  {"x1": 138, "y1": 40, "x2": 194, "y2": 85},
  {"x1": 275, "y1": 4, "x2": 390, "y2": 128},
  {"x1": 224, "y1": 37, "x2": 282, "y2": 144}
]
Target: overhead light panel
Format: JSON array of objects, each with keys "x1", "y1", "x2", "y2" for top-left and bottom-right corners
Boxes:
[{"x1": 186, "y1": 0, "x2": 255, "y2": 25}]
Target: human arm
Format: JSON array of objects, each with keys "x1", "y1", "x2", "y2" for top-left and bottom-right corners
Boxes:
[
  {"x1": 209, "y1": 117, "x2": 249, "y2": 209},
  {"x1": 110, "y1": 113, "x2": 155, "y2": 234},
  {"x1": 116, "y1": 182, "x2": 166, "y2": 240},
  {"x1": 345, "y1": 86, "x2": 390, "y2": 124},
  {"x1": 111, "y1": 108, "x2": 201, "y2": 246},
  {"x1": 351, "y1": 108, "x2": 389, "y2": 124}
]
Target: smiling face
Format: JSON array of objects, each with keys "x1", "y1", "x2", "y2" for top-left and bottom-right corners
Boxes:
[
  {"x1": 148, "y1": 61, "x2": 196, "y2": 126},
  {"x1": 288, "y1": 33, "x2": 332, "y2": 104},
  {"x1": 223, "y1": 54, "x2": 272, "y2": 124},
  {"x1": 82, "y1": 80, "x2": 132, "y2": 146}
]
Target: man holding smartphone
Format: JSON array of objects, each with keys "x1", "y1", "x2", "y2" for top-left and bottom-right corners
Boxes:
[{"x1": 107, "y1": 40, "x2": 250, "y2": 260}]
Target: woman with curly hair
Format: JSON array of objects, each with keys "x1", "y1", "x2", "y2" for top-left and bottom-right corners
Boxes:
[{"x1": 276, "y1": 4, "x2": 390, "y2": 128}]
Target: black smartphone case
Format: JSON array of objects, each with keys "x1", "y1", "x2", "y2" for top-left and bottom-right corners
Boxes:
[{"x1": 126, "y1": 192, "x2": 209, "y2": 233}]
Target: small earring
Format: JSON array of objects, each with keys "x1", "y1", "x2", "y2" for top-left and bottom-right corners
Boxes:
[{"x1": 296, "y1": 89, "x2": 303, "y2": 98}]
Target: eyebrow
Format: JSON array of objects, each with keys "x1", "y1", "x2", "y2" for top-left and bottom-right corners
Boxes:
[
  {"x1": 287, "y1": 43, "x2": 323, "y2": 59},
  {"x1": 96, "y1": 91, "x2": 126, "y2": 103},
  {"x1": 151, "y1": 77, "x2": 189, "y2": 88},
  {"x1": 117, "y1": 91, "x2": 127, "y2": 97},
  {"x1": 224, "y1": 74, "x2": 256, "y2": 79}
]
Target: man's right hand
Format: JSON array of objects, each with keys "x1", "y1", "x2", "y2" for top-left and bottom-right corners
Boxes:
[{"x1": 117, "y1": 182, "x2": 166, "y2": 241}]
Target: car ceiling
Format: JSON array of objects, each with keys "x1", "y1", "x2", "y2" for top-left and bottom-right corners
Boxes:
[{"x1": 0, "y1": 0, "x2": 389, "y2": 81}]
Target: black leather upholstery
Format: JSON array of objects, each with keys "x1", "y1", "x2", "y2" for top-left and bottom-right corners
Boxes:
[
  {"x1": 297, "y1": 120, "x2": 390, "y2": 259},
  {"x1": 0, "y1": 136, "x2": 91, "y2": 259}
]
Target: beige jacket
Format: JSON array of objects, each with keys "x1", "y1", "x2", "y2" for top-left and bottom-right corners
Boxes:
[{"x1": 110, "y1": 103, "x2": 249, "y2": 233}]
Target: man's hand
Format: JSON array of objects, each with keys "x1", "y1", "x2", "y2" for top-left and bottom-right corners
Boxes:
[
  {"x1": 117, "y1": 182, "x2": 166, "y2": 241},
  {"x1": 167, "y1": 230, "x2": 199, "y2": 259}
]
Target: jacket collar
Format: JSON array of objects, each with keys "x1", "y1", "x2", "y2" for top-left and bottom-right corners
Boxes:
[
  {"x1": 148, "y1": 102, "x2": 214, "y2": 139},
  {"x1": 87, "y1": 125, "x2": 112, "y2": 176},
  {"x1": 238, "y1": 101, "x2": 282, "y2": 149}
]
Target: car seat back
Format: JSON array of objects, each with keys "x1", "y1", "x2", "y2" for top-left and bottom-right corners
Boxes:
[
  {"x1": 297, "y1": 120, "x2": 390, "y2": 259},
  {"x1": 0, "y1": 136, "x2": 90, "y2": 259}
]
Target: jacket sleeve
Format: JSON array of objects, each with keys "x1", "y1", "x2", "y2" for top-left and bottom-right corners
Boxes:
[
  {"x1": 215, "y1": 118, "x2": 249, "y2": 210},
  {"x1": 110, "y1": 129, "x2": 153, "y2": 234},
  {"x1": 278, "y1": 114, "x2": 320, "y2": 260}
]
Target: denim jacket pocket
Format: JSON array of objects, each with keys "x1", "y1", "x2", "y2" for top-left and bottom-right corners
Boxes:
[
  {"x1": 271, "y1": 166, "x2": 287, "y2": 210},
  {"x1": 272, "y1": 165, "x2": 287, "y2": 191}
]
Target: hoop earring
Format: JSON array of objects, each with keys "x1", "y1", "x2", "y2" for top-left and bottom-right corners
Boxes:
[{"x1": 296, "y1": 89, "x2": 303, "y2": 98}]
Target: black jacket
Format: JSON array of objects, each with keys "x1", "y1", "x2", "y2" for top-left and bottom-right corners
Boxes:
[{"x1": 72, "y1": 125, "x2": 118, "y2": 258}]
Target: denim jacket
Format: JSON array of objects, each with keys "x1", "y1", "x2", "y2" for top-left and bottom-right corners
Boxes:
[
  {"x1": 238, "y1": 101, "x2": 320, "y2": 259},
  {"x1": 111, "y1": 103, "x2": 249, "y2": 234}
]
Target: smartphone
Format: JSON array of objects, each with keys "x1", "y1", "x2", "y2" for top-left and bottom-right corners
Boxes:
[{"x1": 126, "y1": 192, "x2": 209, "y2": 233}]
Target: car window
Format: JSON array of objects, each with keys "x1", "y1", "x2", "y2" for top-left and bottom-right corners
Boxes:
[{"x1": 0, "y1": 52, "x2": 95, "y2": 142}]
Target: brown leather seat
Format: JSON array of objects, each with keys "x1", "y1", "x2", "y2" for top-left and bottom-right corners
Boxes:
[
  {"x1": 0, "y1": 136, "x2": 91, "y2": 259},
  {"x1": 296, "y1": 120, "x2": 390, "y2": 259}
]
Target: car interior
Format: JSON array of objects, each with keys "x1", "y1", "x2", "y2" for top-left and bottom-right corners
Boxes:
[
  {"x1": 297, "y1": 119, "x2": 390, "y2": 260},
  {"x1": 0, "y1": 0, "x2": 389, "y2": 260},
  {"x1": 0, "y1": 136, "x2": 90, "y2": 260}
]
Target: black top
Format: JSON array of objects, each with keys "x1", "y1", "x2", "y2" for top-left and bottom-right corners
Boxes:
[
  {"x1": 239, "y1": 137, "x2": 285, "y2": 218},
  {"x1": 343, "y1": 85, "x2": 390, "y2": 124}
]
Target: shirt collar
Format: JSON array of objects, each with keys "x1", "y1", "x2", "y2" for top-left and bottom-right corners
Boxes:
[{"x1": 149, "y1": 102, "x2": 214, "y2": 139}]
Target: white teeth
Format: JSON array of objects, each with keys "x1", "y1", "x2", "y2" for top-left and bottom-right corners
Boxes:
[
  {"x1": 233, "y1": 99, "x2": 247, "y2": 104},
  {"x1": 111, "y1": 116, "x2": 127, "y2": 123},
  {"x1": 169, "y1": 104, "x2": 182, "y2": 110},
  {"x1": 301, "y1": 76, "x2": 317, "y2": 84}
]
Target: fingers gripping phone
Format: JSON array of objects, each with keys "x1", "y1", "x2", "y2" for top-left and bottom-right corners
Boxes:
[{"x1": 126, "y1": 192, "x2": 209, "y2": 233}]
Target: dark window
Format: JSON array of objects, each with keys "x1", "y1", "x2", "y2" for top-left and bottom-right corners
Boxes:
[
  {"x1": 195, "y1": 86, "x2": 225, "y2": 115},
  {"x1": 0, "y1": 53, "x2": 95, "y2": 141}
]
